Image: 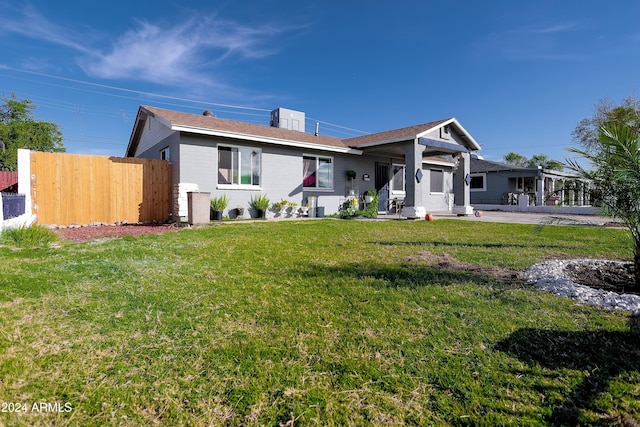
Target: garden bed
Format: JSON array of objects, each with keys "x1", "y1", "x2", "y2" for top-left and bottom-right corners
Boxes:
[{"x1": 55, "y1": 223, "x2": 177, "y2": 242}]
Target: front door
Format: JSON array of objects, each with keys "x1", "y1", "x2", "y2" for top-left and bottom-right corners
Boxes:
[{"x1": 375, "y1": 162, "x2": 390, "y2": 212}]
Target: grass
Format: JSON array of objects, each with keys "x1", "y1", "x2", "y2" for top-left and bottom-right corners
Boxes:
[
  {"x1": 0, "y1": 219, "x2": 638, "y2": 426},
  {"x1": 0, "y1": 224, "x2": 58, "y2": 248}
]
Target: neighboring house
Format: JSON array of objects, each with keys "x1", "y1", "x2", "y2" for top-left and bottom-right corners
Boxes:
[
  {"x1": 125, "y1": 106, "x2": 481, "y2": 219},
  {"x1": 470, "y1": 158, "x2": 592, "y2": 207},
  {"x1": 0, "y1": 171, "x2": 18, "y2": 192}
]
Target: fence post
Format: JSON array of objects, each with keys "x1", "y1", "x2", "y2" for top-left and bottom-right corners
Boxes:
[{"x1": 17, "y1": 149, "x2": 34, "y2": 227}]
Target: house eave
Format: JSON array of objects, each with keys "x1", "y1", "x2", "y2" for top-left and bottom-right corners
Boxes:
[
  {"x1": 349, "y1": 137, "x2": 414, "y2": 148},
  {"x1": 171, "y1": 125, "x2": 363, "y2": 155}
]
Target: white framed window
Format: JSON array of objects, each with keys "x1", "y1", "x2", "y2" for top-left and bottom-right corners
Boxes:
[
  {"x1": 430, "y1": 169, "x2": 444, "y2": 193},
  {"x1": 391, "y1": 164, "x2": 405, "y2": 194},
  {"x1": 160, "y1": 146, "x2": 170, "y2": 161},
  {"x1": 218, "y1": 145, "x2": 261, "y2": 188},
  {"x1": 470, "y1": 173, "x2": 486, "y2": 191},
  {"x1": 303, "y1": 155, "x2": 333, "y2": 189}
]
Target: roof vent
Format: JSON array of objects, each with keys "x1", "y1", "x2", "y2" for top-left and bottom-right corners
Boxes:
[{"x1": 202, "y1": 110, "x2": 215, "y2": 117}]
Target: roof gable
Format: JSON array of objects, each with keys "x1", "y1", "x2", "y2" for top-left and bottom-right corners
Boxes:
[{"x1": 344, "y1": 119, "x2": 451, "y2": 147}]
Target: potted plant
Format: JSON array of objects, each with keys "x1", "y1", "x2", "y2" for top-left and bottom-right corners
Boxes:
[
  {"x1": 346, "y1": 170, "x2": 357, "y2": 180},
  {"x1": 288, "y1": 201, "x2": 298, "y2": 216},
  {"x1": 235, "y1": 204, "x2": 245, "y2": 219},
  {"x1": 210, "y1": 194, "x2": 228, "y2": 221},
  {"x1": 364, "y1": 189, "x2": 376, "y2": 204},
  {"x1": 272, "y1": 199, "x2": 289, "y2": 214},
  {"x1": 251, "y1": 193, "x2": 270, "y2": 218},
  {"x1": 299, "y1": 201, "x2": 309, "y2": 216}
]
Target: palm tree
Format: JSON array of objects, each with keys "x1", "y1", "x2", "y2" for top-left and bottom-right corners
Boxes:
[{"x1": 567, "y1": 121, "x2": 640, "y2": 289}]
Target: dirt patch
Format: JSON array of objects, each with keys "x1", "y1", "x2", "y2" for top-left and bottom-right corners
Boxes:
[
  {"x1": 55, "y1": 223, "x2": 178, "y2": 242},
  {"x1": 404, "y1": 252, "x2": 522, "y2": 283},
  {"x1": 565, "y1": 261, "x2": 638, "y2": 296},
  {"x1": 405, "y1": 252, "x2": 639, "y2": 296}
]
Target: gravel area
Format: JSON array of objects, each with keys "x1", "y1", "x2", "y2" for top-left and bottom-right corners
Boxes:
[{"x1": 524, "y1": 259, "x2": 640, "y2": 315}]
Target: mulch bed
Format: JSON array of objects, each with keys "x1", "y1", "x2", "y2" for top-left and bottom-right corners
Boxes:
[{"x1": 55, "y1": 223, "x2": 179, "y2": 242}]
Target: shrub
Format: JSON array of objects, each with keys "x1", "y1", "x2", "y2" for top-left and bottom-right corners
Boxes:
[
  {"x1": 1, "y1": 224, "x2": 57, "y2": 248},
  {"x1": 210, "y1": 194, "x2": 229, "y2": 211},
  {"x1": 251, "y1": 194, "x2": 270, "y2": 211}
]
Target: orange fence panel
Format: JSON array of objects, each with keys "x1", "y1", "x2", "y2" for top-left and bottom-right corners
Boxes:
[{"x1": 29, "y1": 152, "x2": 171, "y2": 225}]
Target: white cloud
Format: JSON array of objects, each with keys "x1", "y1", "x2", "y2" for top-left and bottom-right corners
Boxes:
[
  {"x1": 0, "y1": 3, "x2": 90, "y2": 54},
  {"x1": 533, "y1": 23, "x2": 581, "y2": 34},
  {"x1": 473, "y1": 21, "x2": 587, "y2": 62},
  {"x1": 82, "y1": 16, "x2": 289, "y2": 86},
  {"x1": 1, "y1": 3, "x2": 298, "y2": 90}
]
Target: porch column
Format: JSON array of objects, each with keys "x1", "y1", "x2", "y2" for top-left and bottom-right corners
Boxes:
[
  {"x1": 577, "y1": 182, "x2": 584, "y2": 205},
  {"x1": 584, "y1": 182, "x2": 590, "y2": 205},
  {"x1": 400, "y1": 140, "x2": 426, "y2": 219},
  {"x1": 452, "y1": 151, "x2": 474, "y2": 215},
  {"x1": 536, "y1": 168, "x2": 544, "y2": 206},
  {"x1": 568, "y1": 183, "x2": 574, "y2": 206}
]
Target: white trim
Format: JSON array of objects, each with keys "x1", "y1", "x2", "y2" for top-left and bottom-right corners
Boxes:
[
  {"x1": 160, "y1": 146, "x2": 170, "y2": 161},
  {"x1": 217, "y1": 144, "x2": 262, "y2": 188},
  {"x1": 354, "y1": 118, "x2": 481, "y2": 151},
  {"x1": 422, "y1": 158, "x2": 454, "y2": 167},
  {"x1": 391, "y1": 164, "x2": 405, "y2": 193},
  {"x1": 416, "y1": 118, "x2": 481, "y2": 151},
  {"x1": 172, "y1": 125, "x2": 363, "y2": 155},
  {"x1": 303, "y1": 154, "x2": 334, "y2": 190},
  {"x1": 217, "y1": 184, "x2": 263, "y2": 191}
]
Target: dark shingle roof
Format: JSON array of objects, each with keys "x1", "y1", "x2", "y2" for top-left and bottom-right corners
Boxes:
[
  {"x1": 470, "y1": 158, "x2": 533, "y2": 173},
  {"x1": 142, "y1": 106, "x2": 350, "y2": 149},
  {"x1": 126, "y1": 106, "x2": 478, "y2": 157},
  {"x1": 344, "y1": 119, "x2": 451, "y2": 147}
]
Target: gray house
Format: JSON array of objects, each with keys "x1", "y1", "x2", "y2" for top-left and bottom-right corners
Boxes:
[
  {"x1": 125, "y1": 106, "x2": 481, "y2": 219},
  {"x1": 470, "y1": 158, "x2": 592, "y2": 207}
]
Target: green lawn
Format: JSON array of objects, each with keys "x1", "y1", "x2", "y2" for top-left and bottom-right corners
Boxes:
[{"x1": 0, "y1": 219, "x2": 638, "y2": 426}]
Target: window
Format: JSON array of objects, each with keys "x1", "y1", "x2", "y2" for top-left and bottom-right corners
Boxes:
[
  {"x1": 470, "y1": 173, "x2": 486, "y2": 191},
  {"x1": 515, "y1": 176, "x2": 535, "y2": 192},
  {"x1": 391, "y1": 165, "x2": 405, "y2": 193},
  {"x1": 160, "y1": 147, "x2": 170, "y2": 161},
  {"x1": 440, "y1": 125, "x2": 450, "y2": 140},
  {"x1": 430, "y1": 169, "x2": 444, "y2": 193},
  {"x1": 218, "y1": 146, "x2": 261, "y2": 187},
  {"x1": 303, "y1": 155, "x2": 333, "y2": 189}
]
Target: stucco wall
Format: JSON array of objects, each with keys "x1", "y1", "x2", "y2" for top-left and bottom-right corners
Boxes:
[
  {"x1": 134, "y1": 115, "x2": 174, "y2": 157},
  {"x1": 135, "y1": 131, "x2": 458, "y2": 218},
  {"x1": 174, "y1": 135, "x2": 382, "y2": 217}
]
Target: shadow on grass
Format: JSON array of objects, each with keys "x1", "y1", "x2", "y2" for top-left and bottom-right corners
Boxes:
[
  {"x1": 371, "y1": 240, "x2": 569, "y2": 250},
  {"x1": 495, "y1": 326, "x2": 640, "y2": 425},
  {"x1": 301, "y1": 260, "x2": 524, "y2": 290}
]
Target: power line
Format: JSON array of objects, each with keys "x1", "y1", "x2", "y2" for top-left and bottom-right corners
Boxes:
[
  {"x1": 1, "y1": 66, "x2": 371, "y2": 136},
  {"x1": 1, "y1": 66, "x2": 271, "y2": 112}
]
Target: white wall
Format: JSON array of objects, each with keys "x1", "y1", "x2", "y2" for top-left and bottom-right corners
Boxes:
[{"x1": 0, "y1": 149, "x2": 35, "y2": 230}]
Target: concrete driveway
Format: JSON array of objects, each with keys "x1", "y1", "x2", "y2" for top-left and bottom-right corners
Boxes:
[{"x1": 430, "y1": 210, "x2": 615, "y2": 226}]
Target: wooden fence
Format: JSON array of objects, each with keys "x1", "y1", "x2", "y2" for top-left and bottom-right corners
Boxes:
[{"x1": 29, "y1": 151, "x2": 171, "y2": 225}]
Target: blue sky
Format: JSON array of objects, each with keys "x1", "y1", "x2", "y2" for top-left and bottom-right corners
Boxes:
[{"x1": 1, "y1": 1, "x2": 639, "y2": 163}]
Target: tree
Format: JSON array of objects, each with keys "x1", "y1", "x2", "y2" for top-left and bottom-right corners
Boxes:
[
  {"x1": 503, "y1": 151, "x2": 564, "y2": 171},
  {"x1": 0, "y1": 93, "x2": 64, "y2": 170},
  {"x1": 572, "y1": 96, "x2": 640, "y2": 155},
  {"x1": 503, "y1": 152, "x2": 528, "y2": 167},
  {"x1": 526, "y1": 154, "x2": 564, "y2": 171},
  {"x1": 567, "y1": 121, "x2": 640, "y2": 290}
]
